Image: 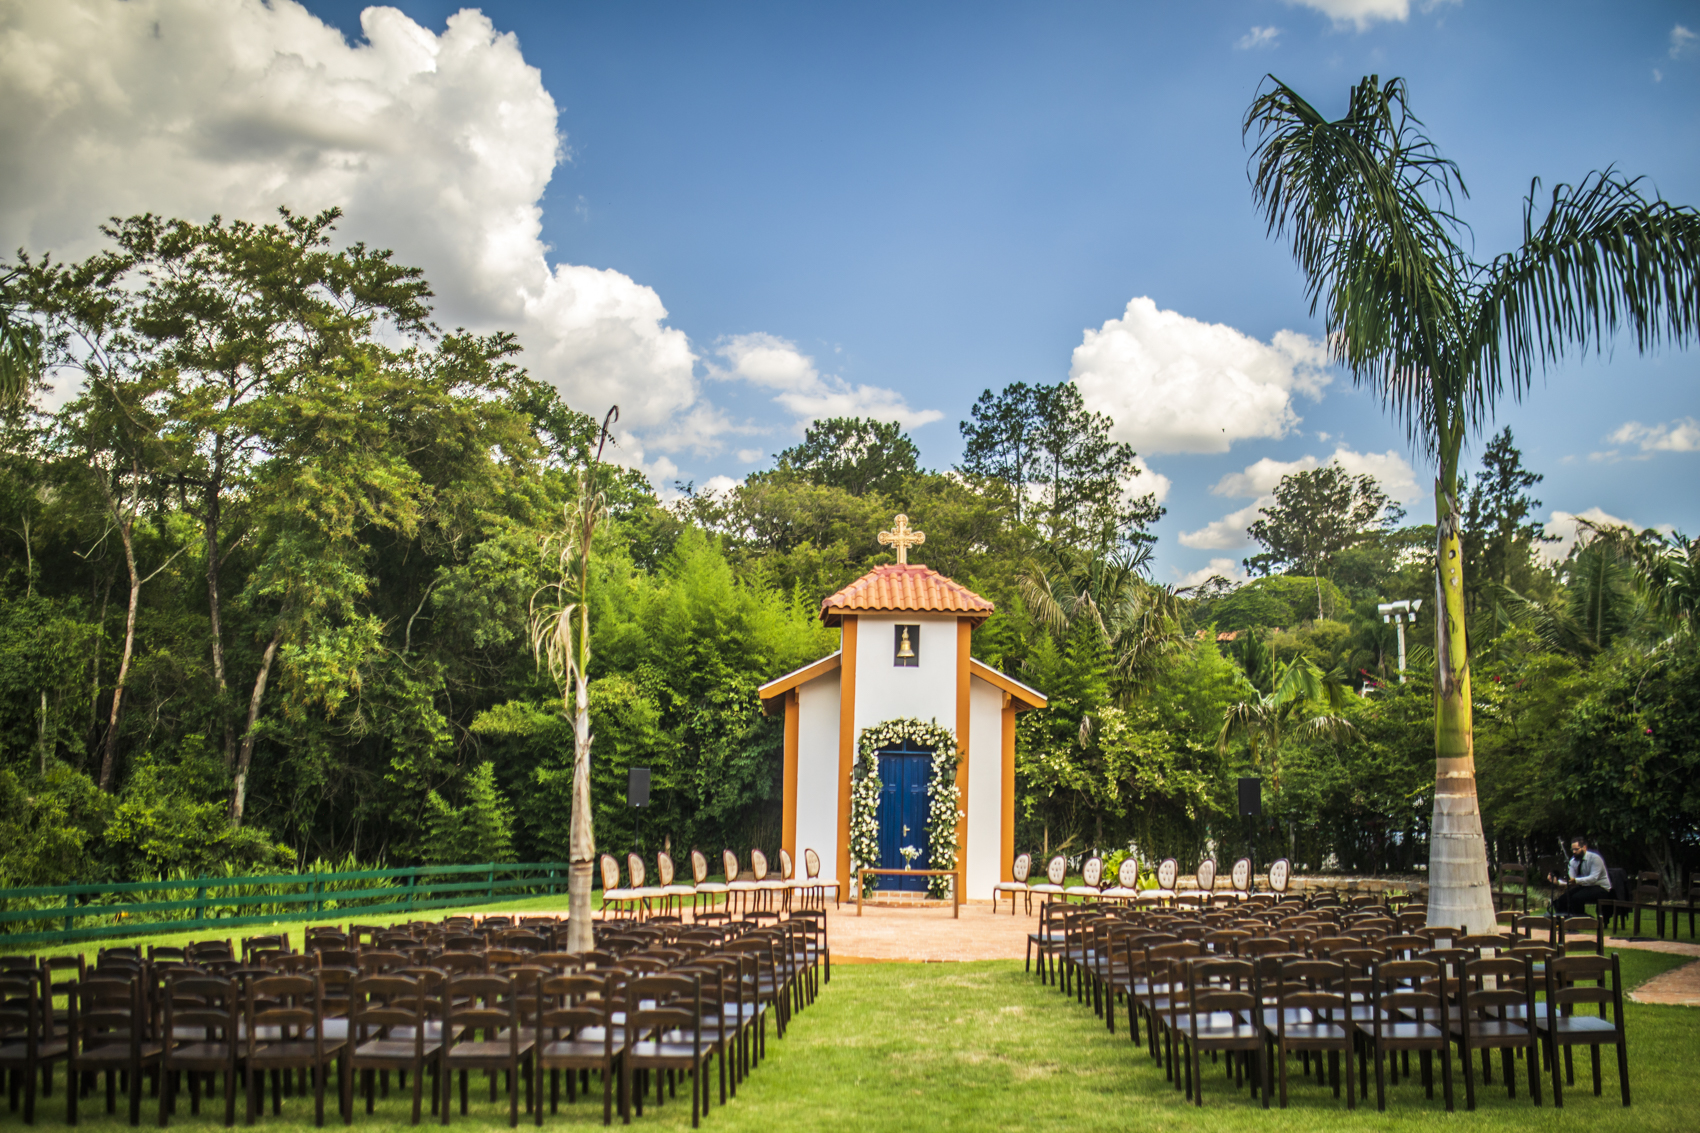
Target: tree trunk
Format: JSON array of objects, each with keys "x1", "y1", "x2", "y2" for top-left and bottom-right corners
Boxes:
[
  {"x1": 564, "y1": 670, "x2": 596, "y2": 953},
  {"x1": 98, "y1": 520, "x2": 143, "y2": 792},
  {"x1": 229, "y1": 625, "x2": 281, "y2": 828},
  {"x1": 1427, "y1": 439, "x2": 1497, "y2": 935},
  {"x1": 203, "y1": 438, "x2": 234, "y2": 769}
]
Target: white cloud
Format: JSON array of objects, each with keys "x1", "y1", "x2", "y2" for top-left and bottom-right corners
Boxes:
[
  {"x1": 1173, "y1": 558, "x2": 1250, "y2": 590},
  {"x1": 700, "y1": 475, "x2": 741, "y2": 496},
  {"x1": 1672, "y1": 24, "x2": 1697, "y2": 58},
  {"x1": 709, "y1": 333, "x2": 942, "y2": 431},
  {"x1": 1236, "y1": 26, "x2": 1281, "y2": 49},
  {"x1": 1284, "y1": 0, "x2": 1459, "y2": 31},
  {"x1": 1285, "y1": 0, "x2": 1408, "y2": 30},
  {"x1": 1179, "y1": 501, "x2": 1267, "y2": 551},
  {"x1": 1187, "y1": 446, "x2": 1421, "y2": 552},
  {"x1": 1543, "y1": 507, "x2": 1633, "y2": 563},
  {"x1": 1606, "y1": 417, "x2": 1700, "y2": 454},
  {"x1": 1211, "y1": 447, "x2": 1422, "y2": 503},
  {"x1": 1130, "y1": 456, "x2": 1171, "y2": 506},
  {"x1": 0, "y1": 0, "x2": 725, "y2": 466},
  {"x1": 736, "y1": 448, "x2": 764, "y2": 464},
  {"x1": 1070, "y1": 297, "x2": 1330, "y2": 455}
]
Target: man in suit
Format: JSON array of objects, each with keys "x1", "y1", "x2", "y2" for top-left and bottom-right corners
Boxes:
[{"x1": 1549, "y1": 835, "x2": 1610, "y2": 916}]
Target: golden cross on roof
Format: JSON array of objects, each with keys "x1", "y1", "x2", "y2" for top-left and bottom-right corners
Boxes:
[{"x1": 878, "y1": 513, "x2": 925, "y2": 565}]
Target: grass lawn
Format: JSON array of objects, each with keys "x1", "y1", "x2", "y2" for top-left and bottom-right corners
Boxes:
[{"x1": 4, "y1": 945, "x2": 1692, "y2": 1132}]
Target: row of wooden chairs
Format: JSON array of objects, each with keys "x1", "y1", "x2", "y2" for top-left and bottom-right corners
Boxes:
[
  {"x1": 1, "y1": 911, "x2": 831, "y2": 1129},
  {"x1": 991, "y1": 855, "x2": 1370, "y2": 915},
  {"x1": 1029, "y1": 901, "x2": 1629, "y2": 1112},
  {"x1": 598, "y1": 848, "x2": 841, "y2": 922}
]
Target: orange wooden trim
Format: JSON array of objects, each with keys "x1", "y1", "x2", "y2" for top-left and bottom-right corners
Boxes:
[
  {"x1": 782, "y1": 689, "x2": 800, "y2": 861},
  {"x1": 968, "y1": 657, "x2": 1047, "y2": 710},
  {"x1": 758, "y1": 651, "x2": 842, "y2": 704},
  {"x1": 1001, "y1": 697, "x2": 1017, "y2": 884},
  {"x1": 836, "y1": 616, "x2": 858, "y2": 891},
  {"x1": 956, "y1": 618, "x2": 972, "y2": 897}
]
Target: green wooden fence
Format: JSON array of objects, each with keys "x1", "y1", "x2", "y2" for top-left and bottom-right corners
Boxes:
[{"x1": 0, "y1": 862, "x2": 571, "y2": 948}]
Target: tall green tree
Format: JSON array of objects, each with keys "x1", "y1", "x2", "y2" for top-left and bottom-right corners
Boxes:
[
  {"x1": 959, "y1": 382, "x2": 1041, "y2": 525},
  {"x1": 1245, "y1": 74, "x2": 1700, "y2": 931},
  {"x1": 1245, "y1": 463, "x2": 1400, "y2": 619},
  {"x1": 771, "y1": 417, "x2": 919, "y2": 498},
  {"x1": 0, "y1": 270, "x2": 42, "y2": 410},
  {"x1": 1461, "y1": 427, "x2": 1550, "y2": 614}
]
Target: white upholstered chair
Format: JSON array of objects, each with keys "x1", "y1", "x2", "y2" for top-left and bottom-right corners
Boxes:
[
  {"x1": 625, "y1": 852, "x2": 665, "y2": 919},
  {"x1": 690, "y1": 848, "x2": 729, "y2": 920},
  {"x1": 1099, "y1": 857, "x2": 1142, "y2": 903},
  {"x1": 751, "y1": 848, "x2": 789, "y2": 913},
  {"x1": 803, "y1": 848, "x2": 841, "y2": 909},
  {"x1": 599, "y1": 853, "x2": 637, "y2": 919},
  {"x1": 1064, "y1": 855, "x2": 1104, "y2": 902},
  {"x1": 1229, "y1": 856, "x2": 1253, "y2": 900},
  {"x1": 725, "y1": 849, "x2": 759, "y2": 918},
  {"x1": 992, "y1": 852, "x2": 1034, "y2": 915},
  {"x1": 1268, "y1": 857, "x2": 1292, "y2": 897},
  {"x1": 1028, "y1": 855, "x2": 1067, "y2": 907},
  {"x1": 656, "y1": 850, "x2": 696, "y2": 917},
  {"x1": 1136, "y1": 857, "x2": 1179, "y2": 906}
]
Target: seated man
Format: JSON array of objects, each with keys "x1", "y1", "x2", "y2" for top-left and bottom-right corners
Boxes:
[{"x1": 1548, "y1": 835, "x2": 1610, "y2": 916}]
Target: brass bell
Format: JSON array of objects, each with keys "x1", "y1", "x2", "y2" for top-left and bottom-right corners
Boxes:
[{"x1": 896, "y1": 627, "x2": 915, "y2": 659}]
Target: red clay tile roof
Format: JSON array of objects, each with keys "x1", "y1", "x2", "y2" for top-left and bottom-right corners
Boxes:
[{"x1": 819, "y1": 564, "x2": 995, "y2": 626}]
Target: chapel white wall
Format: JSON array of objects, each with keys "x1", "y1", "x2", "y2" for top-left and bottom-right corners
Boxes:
[
  {"x1": 795, "y1": 670, "x2": 842, "y2": 880},
  {"x1": 966, "y1": 677, "x2": 1004, "y2": 902},
  {"x1": 851, "y1": 614, "x2": 959, "y2": 739}
]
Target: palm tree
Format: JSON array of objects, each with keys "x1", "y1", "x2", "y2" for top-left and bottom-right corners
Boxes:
[
  {"x1": 0, "y1": 269, "x2": 42, "y2": 410},
  {"x1": 530, "y1": 406, "x2": 619, "y2": 953},
  {"x1": 1216, "y1": 656, "x2": 1356, "y2": 789},
  {"x1": 1018, "y1": 545, "x2": 1187, "y2": 696},
  {"x1": 1244, "y1": 75, "x2": 1700, "y2": 931}
]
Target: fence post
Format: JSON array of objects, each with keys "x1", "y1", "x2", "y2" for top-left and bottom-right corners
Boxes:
[
  {"x1": 548, "y1": 867, "x2": 557, "y2": 897},
  {"x1": 63, "y1": 892, "x2": 75, "y2": 942},
  {"x1": 312, "y1": 876, "x2": 323, "y2": 919},
  {"x1": 195, "y1": 883, "x2": 207, "y2": 925},
  {"x1": 406, "y1": 871, "x2": 416, "y2": 914},
  {"x1": 486, "y1": 865, "x2": 495, "y2": 900}
]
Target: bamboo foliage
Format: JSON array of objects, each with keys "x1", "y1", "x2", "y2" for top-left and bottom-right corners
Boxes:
[{"x1": 1244, "y1": 74, "x2": 1700, "y2": 931}]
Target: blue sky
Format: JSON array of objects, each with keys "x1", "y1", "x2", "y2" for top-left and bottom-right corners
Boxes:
[{"x1": 5, "y1": 1, "x2": 1697, "y2": 582}]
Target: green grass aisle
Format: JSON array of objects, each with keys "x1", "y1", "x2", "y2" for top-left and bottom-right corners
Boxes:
[{"x1": 9, "y1": 954, "x2": 1695, "y2": 1132}]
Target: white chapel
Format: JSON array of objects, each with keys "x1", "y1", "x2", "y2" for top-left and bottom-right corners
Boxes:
[{"x1": 758, "y1": 515, "x2": 1046, "y2": 903}]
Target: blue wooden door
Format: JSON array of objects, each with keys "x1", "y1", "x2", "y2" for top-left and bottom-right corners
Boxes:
[{"x1": 878, "y1": 744, "x2": 932, "y2": 891}]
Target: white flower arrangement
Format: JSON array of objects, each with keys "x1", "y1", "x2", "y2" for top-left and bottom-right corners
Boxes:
[{"x1": 849, "y1": 717, "x2": 961, "y2": 899}]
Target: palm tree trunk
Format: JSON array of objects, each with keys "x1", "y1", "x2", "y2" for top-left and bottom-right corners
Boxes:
[
  {"x1": 1427, "y1": 439, "x2": 1497, "y2": 934},
  {"x1": 564, "y1": 669, "x2": 595, "y2": 953}
]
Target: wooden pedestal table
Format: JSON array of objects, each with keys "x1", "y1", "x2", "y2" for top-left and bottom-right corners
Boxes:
[{"x1": 854, "y1": 868, "x2": 961, "y2": 919}]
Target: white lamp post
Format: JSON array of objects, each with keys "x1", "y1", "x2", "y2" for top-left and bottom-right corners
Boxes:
[{"x1": 1377, "y1": 599, "x2": 1422, "y2": 683}]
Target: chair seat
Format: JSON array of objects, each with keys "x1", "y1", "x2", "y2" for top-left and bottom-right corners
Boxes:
[
  {"x1": 167, "y1": 1041, "x2": 237, "y2": 1064},
  {"x1": 539, "y1": 1038, "x2": 623, "y2": 1062},
  {"x1": 1138, "y1": 888, "x2": 1176, "y2": 900},
  {"x1": 0, "y1": 1038, "x2": 69, "y2": 1062},
  {"x1": 1278, "y1": 1022, "x2": 1351, "y2": 1042},
  {"x1": 992, "y1": 881, "x2": 1027, "y2": 893},
  {"x1": 353, "y1": 1038, "x2": 441, "y2": 1060},
  {"x1": 1063, "y1": 885, "x2": 1101, "y2": 897},
  {"x1": 694, "y1": 882, "x2": 730, "y2": 894},
  {"x1": 602, "y1": 888, "x2": 636, "y2": 901},
  {"x1": 627, "y1": 1039, "x2": 707, "y2": 1062},
  {"x1": 1099, "y1": 886, "x2": 1140, "y2": 898},
  {"x1": 1028, "y1": 883, "x2": 1064, "y2": 895},
  {"x1": 660, "y1": 884, "x2": 697, "y2": 896},
  {"x1": 629, "y1": 886, "x2": 665, "y2": 899},
  {"x1": 1361, "y1": 1021, "x2": 1446, "y2": 1042},
  {"x1": 249, "y1": 1039, "x2": 346, "y2": 1066},
  {"x1": 1536, "y1": 1015, "x2": 1620, "y2": 1038},
  {"x1": 1451, "y1": 1019, "x2": 1530, "y2": 1041},
  {"x1": 446, "y1": 1040, "x2": 533, "y2": 1061},
  {"x1": 727, "y1": 881, "x2": 759, "y2": 892},
  {"x1": 755, "y1": 880, "x2": 788, "y2": 890}
]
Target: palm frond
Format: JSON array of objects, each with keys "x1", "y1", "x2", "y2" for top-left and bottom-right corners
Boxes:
[{"x1": 1475, "y1": 172, "x2": 1700, "y2": 426}]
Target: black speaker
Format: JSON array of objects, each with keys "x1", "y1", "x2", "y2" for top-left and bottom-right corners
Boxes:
[
  {"x1": 627, "y1": 767, "x2": 650, "y2": 809},
  {"x1": 1238, "y1": 777, "x2": 1262, "y2": 817}
]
